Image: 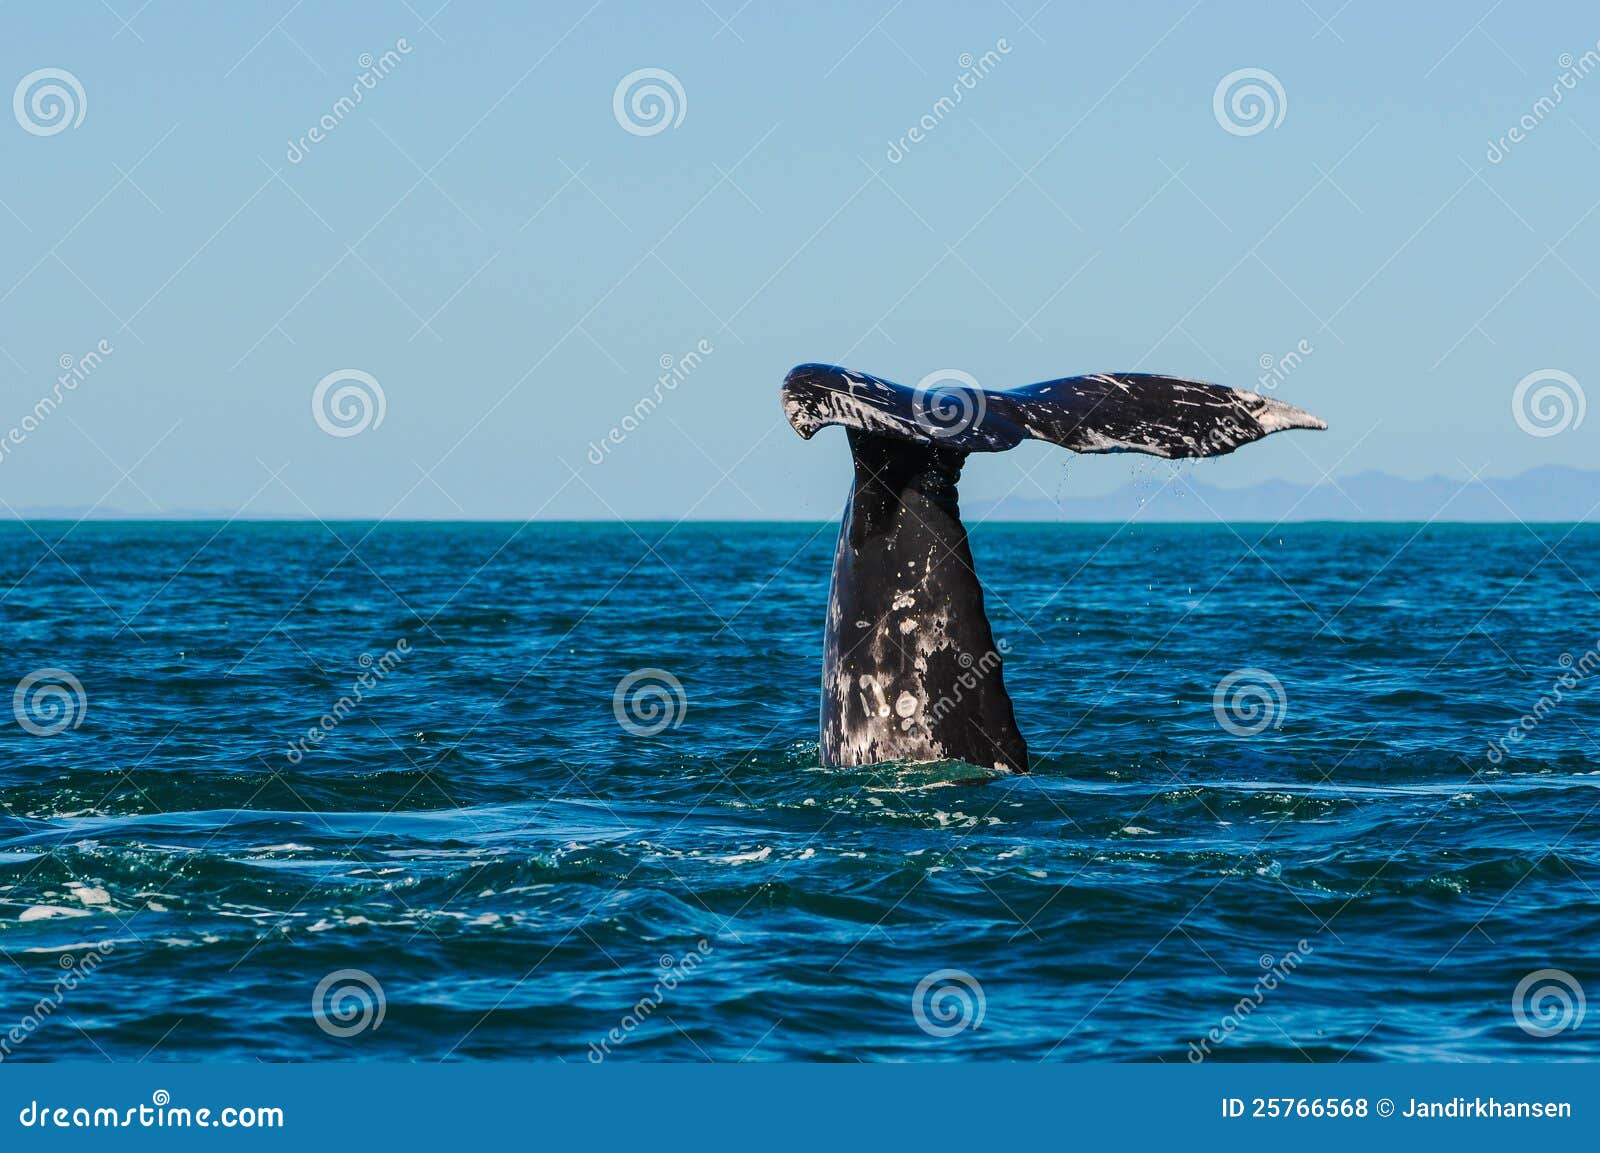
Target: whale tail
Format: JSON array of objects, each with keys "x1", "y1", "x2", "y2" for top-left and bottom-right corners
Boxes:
[
  {"x1": 782, "y1": 363, "x2": 1327, "y2": 459},
  {"x1": 787, "y1": 363, "x2": 1327, "y2": 773}
]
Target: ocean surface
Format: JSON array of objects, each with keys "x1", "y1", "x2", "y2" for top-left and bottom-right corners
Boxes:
[{"x1": 2, "y1": 521, "x2": 1597, "y2": 1062}]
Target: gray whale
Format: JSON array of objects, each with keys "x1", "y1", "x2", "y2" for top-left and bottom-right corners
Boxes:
[{"x1": 782, "y1": 363, "x2": 1327, "y2": 772}]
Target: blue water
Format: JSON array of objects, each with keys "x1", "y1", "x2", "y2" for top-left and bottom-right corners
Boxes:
[{"x1": 2, "y1": 521, "x2": 1597, "y2": 1062}]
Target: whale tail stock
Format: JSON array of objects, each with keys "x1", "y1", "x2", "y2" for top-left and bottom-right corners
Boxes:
[{"x1": 785, "y1": 363, "x2": 1326, "y2": 773}]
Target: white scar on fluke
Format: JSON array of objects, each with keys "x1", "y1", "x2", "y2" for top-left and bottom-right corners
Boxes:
[{"x1": 782, "y1": 363, "x2": 1326, "y2": 774}]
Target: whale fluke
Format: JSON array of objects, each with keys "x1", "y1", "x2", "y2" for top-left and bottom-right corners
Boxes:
[
  {"x1": 783, "y1": 363, "x2": 1326, "y2": 459},
  {"x1": 784, "y1": 363, "x2": 1327, "y2": 773}
]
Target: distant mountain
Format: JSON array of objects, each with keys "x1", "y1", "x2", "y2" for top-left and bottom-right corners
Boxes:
[
  {"x1": 965, "y1": 465, "x2": 1600, "y2": 523},
  {"x1": 0, "y1": 506, "x2": 289, "y2": 521}
]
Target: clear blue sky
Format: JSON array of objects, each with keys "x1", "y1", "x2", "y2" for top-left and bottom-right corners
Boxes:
[{"x1": 1, "y1": 1, "x2": 1596, "y2": 518}]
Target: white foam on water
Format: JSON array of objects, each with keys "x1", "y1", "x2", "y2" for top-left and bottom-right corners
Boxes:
[{"x1": 19, "y1": 904, "x2": 90, "y2": 921}]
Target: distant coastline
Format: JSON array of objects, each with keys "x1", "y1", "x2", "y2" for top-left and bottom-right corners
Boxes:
[
  {"x1": 4, "y1": 464, "x2": 1598, "y2": 523},
  {"x1": 962, "y1": 463, "x2": 1600, "y2": 523}
]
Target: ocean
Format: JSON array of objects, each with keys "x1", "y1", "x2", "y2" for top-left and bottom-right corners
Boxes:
[{"x1": 2, "y1": 521, "x2": 1597, "y2": 1061}]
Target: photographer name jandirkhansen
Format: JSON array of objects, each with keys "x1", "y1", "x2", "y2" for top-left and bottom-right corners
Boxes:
[{"x1": 1400, "y1": 1096, "x2": 1571, "y2": 1119}]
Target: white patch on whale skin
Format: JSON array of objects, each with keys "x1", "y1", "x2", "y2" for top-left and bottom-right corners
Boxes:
[
  {"x1": 857, "y1": 674, "x2": 893, "y2": 718},
  {"x1": 1068, "y1": 427, "x2": 1182, "y2": 456},
  {"x1": 784, "y1": 390, "x2": 931, "y2": 444},
  {"x1": 825, "y1": 548, "x2": 974, "y2": 766},
  {"x1": 1009, "y1": 375, "x2": 1324, "y2": 461},
  {"x1": 1085, "y1": 373, "x2": 1131, "y2": 391},
  {"x1": 1246, "y1": 393, "x2": 1327, "y2": 432}
]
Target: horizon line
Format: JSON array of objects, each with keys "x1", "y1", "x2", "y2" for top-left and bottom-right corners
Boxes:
[{"x1": 3, "y1": 515, "x2": 1596, "y2": 526}]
